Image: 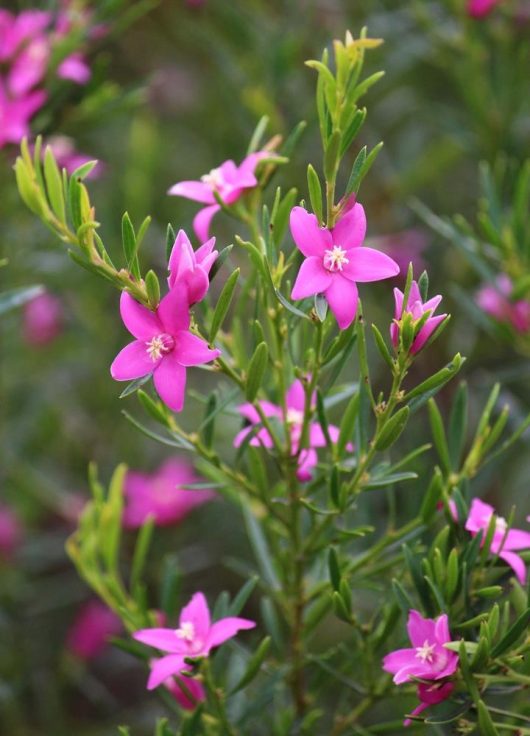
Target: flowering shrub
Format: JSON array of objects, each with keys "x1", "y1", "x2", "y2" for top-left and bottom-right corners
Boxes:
[{"x1": 9, "y1": 14, "x2": 530, "y2": 736}]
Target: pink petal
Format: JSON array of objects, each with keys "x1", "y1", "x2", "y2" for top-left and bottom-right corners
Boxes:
[
  {"x1": 289, "y1": 207, "x2": 331, "y2": 257},
  {"x1": 133, "y1": 628, "x2": 186, "y2": 654},
  {"x1": 297, "y1": 448, "x2": 317, "y2": 481},
  {"x1": 158, "y1": 288, "x2": 190, "y2": 335},
  {"x1": 153, "y1": 354, "x2": 187, "y2": 412},
  {"x1": 238, "y1": 402, "x2": 282, "y2": 423},
  {"x1": 168, "y1": 230, "x2": 194, "y2": 280},
  {"x1": 175, "y1": 332, "x2": 220, "y2": 366},
  {"x1": 120, "y1": 292, "x2": 162, "y2": 339},
  {"x1": 412, "y1": 315, "x2": 447, "y2": 354},
  {"x1": 499, "y1": 551, "x2": 527, "y2": 584},
  {"x1": 180, "y1": 592, "x2": 211, "y2": 643},
  {"x1": 168, "y1": 180, "x2": 215, "y2": 204},
  {"x1": 332, "y1": 202, "x2": 367, "y2": 250},
  {"x1": 193, "y1": 204, "x2": 221, "y2": 241},
  {"x1": 324, "y1": 276, "x2": 358, "y2": 330},
  {"x1": 407, "y1": 610, "x2": 437, "y2": 648},
  {"x1": 291, "y1": 256, "x2": 332, "y2": 300},
  {"x1": 308, "y1": 423, "x2": 327, "y2": 447},
  {"x1": 148, "y1": 655, "x2": 187, "y2": 689},
  {"x1": 394, "y1": 287, "x2": 404, "y2": 318},
  {"x1": 505, "y1": 529, "x2": 530, "y2": 550},
  {"x1": 195, "y1": 237, "x2": 218, "y2": 270},
  {"x1": 206, "y1": 617, "x2": 256, "y2": 650},
  {"x1": 110, "y1": 340, "x2": 157, "y2": 381},
  {"x1": 342, "y1": 247, "x2": 400, "y2": 283},
  {"x1": 382, "y1": 648, "x2": 418, "y2": 675},
  {"x1": 434, "y1": 614, "x2": 451, "y2": 644},
  {"x1": 57, "y1": 53, "x2": 91, "y2": 85},
  {"x1": 286, "y1": 379, "x2": 307, "y2": 412}
]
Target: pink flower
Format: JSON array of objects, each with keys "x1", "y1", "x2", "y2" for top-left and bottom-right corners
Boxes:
[
  {"x1": 0, "y1": 80, "x2": 46, "y2": 147},
  {"x1": 0, "y1": 10, "x2": 51, "y2": 61},
  {"x1": 8, "y1": 35, "x2": 50, "y2": 96},
  {"x1": 464, "y1": 498, "x2": 530, "y2": 584},
  {"x1": 157, "y1": 660, "x2": 206, "y2": 710},
  {"x1": 44, "y1": 135, "x2": 101, "y2": 178},
  {"x1": 133, "y1": 592, "x2": 255, "y2": 689},
  {"x1": 168, "y1": 152, "x2": 270, "y2": 241},
  {"x1": 290, "y1": 205, "x2": 399, "y2": 329},
  {"x1": 168, "y1": 230, "x2": 218, "y2": 304},
  {"x1": 123, "y1": 459, "x2": 214, "y2": 529},
  {"x1": 390, "y1": 280, "x2": 447, "y2": 354},
  {"x1": 467, "y1": 0, "x2": 503, "y2": 18},
  {"x1": 110, "y1": 289, "x2": 220, "y2": 412},
  {"x1": 234, "y1": 378, "x2": 348, "y2": 481},
  {"x1": 66, "y1": 600, "x2": 122, "y2": 660},
  {"x1": 57, "y1": 52, "x2": 91, "y2": 84},
  {"x1": 368, "y1": 229, "x2": 429, "y2": 276},
  {"x1": 404, "y1": 682, "x2": 455, "y2": 726},
  {"x1": 383, "y1": 610, "x2": 459, "y2": 725},
  {"x1": 476, "y1": 275, "x2": 530, "y2": 333},
  {"x1": 0, "y1": 504, "x2": 22, "y2": 559},
  {"x1": 23, "y1": 290, "x2": 62, "y2": 346}
]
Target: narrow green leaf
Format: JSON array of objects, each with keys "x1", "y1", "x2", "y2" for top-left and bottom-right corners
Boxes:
[
  {"x1": 307, "y1": 164, "x2": 323, "y2": 223},
  {"x1": 145, "y1": 270, "x2": 160, "y2": 309},
  {"x1": 245, "y1": 342, "x2": 269, "y2": 402},
  {"x1": 428, "y1": 399, "x2": 451, "y2": 475},
  {"x1": 375, "y1": 407, "x2": 410, "y2": 451},
  {"x1": 230, "y1": 636, "x2": 271, "y2": 694},
  {"x1": 210, "y1": 268, "x2": 240, "y2": 341},
  {"x1": 44, "y1": 146, "x2": 66, "y2": 221}
]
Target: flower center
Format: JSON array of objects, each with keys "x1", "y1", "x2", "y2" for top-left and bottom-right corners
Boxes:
[
  {"x1": 146, "y1": 333, "x2": 175, "y2": 362},
  {"x1": 175, "y1": 621, "x2": 195, "y2": 642},
  {"x1": 415, "y1": 640, "x2": 436, "y2": 664},
  {"x1": 286, "y1": 408, "x2": 304, "y2": 426},
  {"x1": 201, "y1": 167, "x2": 224, "y2": 190},
  {"x1": 495, "y1": 515, "x2": 508, "y2": 534},
  {"x1": 323, "y1": 245, "x2": 349, "y2": 272}
]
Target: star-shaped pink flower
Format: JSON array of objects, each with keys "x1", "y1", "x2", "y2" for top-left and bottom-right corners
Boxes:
[
  {"x1": 168, "y1": 229, "x2": 218, "y2": 304},
  {"x1": 110, "y1": 289, "x2": 220, "y2": 412},
  {"x1": 290, "y1": 204, "x2": 399, "y2": 329}
]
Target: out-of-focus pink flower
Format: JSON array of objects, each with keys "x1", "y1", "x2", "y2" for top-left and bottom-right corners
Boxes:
[
  {"x1": 234, "y1": 378, "x2": 350, "y2": 481},
  {"x1": 0, "y1": 10, "x2": 51, "y2": 61},
  {"x1": 123, "y1": 459, "x2": 214, "y2": 529},
  {"x1": 368, "y1": 229, "x2": 429, "y2": 276},
  {"x1": 476, "y1": 275, "x2": 530, "y2": 333},
  {"x1": 168, "y1": 152, "x2": 270, "y2": 241},
  {"x1": 110, "y1": 290, "x2": 220, "y2": 412},
  {"x1": 467, "y1": 0, "x2": 503, "y2": 18},
  {"x1": 0, "y1": 504, "x2": 22, "y2": 559},
  {"x1": 66, "y1": 600, "x2": 122, "y2": 660},
  {"x1": 157, "y1": 660, "x2": 206, "y2": 710},
  {"x1": 168, "y1": 230, "x2": 218, "y2": 304},
  {"x1": 0, "y1": 80, "x2": 46, "y2": 147},
  {"x1": 390, "y1": 280, "x2": 447, "y2": 354},
  {"x1": 57, "y1": 52, "x2": 91, "y2": 84},
  {"x1": 464, "y1": 498, "x2": 530, "y2": 584},
  {"x1": 134, "y1": 592, "x2": 255, "y2": 689},
  {"x1": 8, "y1": 36, "x2": 50, "y2": 96},
  {"x1": 44, "y1": 135, "x2": 101, "y2": 178},
  {"x1": 290, "y1": 205, "x2": 399, "y2": 330},
  {"x1": 23, "y1": 291, "x2": 62, "y2": 346},
  {"x1": 383, "y1": 610, "x2": 458, "y2": 725}
]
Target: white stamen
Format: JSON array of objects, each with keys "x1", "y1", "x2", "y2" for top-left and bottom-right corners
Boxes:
[
  {"x1": 286, "y1": 408, "x2": 304, "y2": 426},
  {"x1": 146, "y1": 334, "x2": 174, "y2": 362},
  {"x1": 415, "y1": 640, "x2": 436, "y2": 664},
  {"x1": 201, "y1": 167, "x2": 224, "y2": 190},
  {"x1": 175, "y1": 621, "x2": 195, "y2": 642},
  {"x1": 323, "y1": 245, "x2": 349, "y2": 272}
]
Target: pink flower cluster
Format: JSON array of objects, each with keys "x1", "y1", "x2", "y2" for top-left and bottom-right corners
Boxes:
[
  {"x1": 134, "y1": 592, "x2": 255, "y2": 704},
  {"x1": 66, "y1": 600, "x2": 122, "y2": 660},
  {"x1": 391, "y1": 280, "x2": 447, "y2": 354},
  {"x1": 383, "y1": 610, "x2": 459, "y2": 725},
  {"x1": 234, "y1": 378, "x2": 351, "y2": 481},
  {"x1": 111, "y1": 230, "x2": 220, "y2": 412},
  {"x1": 476, "y1": 275, "x2": 530, "y2": 333},
  {"x1": 0, "y1": 4, "x2": 96, "y2": 148}
]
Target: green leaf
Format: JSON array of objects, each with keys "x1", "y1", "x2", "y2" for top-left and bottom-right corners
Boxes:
[
  {"x1": 247, "y1": 115, "x2": 269, "y2": 154},
  {"x1": 165, "y1": 223, "x2": 176, "y2": 262},
  {"x1": 201, "y1": 392, "x2": 217, "y2": 449},
  {"x1": 406, "y1": 354, "x2": 465, "y2": 408},
  {"x1": 130, "y1": 516, "x2": 155, "y2": 594},
  {"x1": 230, "y1": 636, "x2": 271, "y2": 694},
  {"x1": 275, "y1": 288, "x2": 312, "y2": 320},
  {"x1": 210, "y1": 268, "x2": 240, "y2": 341},
  {"x1": 428, "y1": 399, "x2": 451, "y2": 475},
  {"x1": 145, "y1": 270, "x2": 160, "y2": 309},
  {"x1": 337, "y1": 392, "x2": 359, "y2": 456},
  {"x1": 491, "y1": 608, "x2": 530, "y2": 658},
  {"x1": 228, "y1": 576, "x2": 258, "y2": 616},
  {"x1": 137, "y1": 389, "x2": 169, "y2": 426},
  {"x1": 70, "y1": 159, "x2": 99, "y2": 181},
  {"x1": 449, "y1": 382, "x2": 468, "y2": 468},
  {"x1": 122, "y1": 212, "x2": 141, "y2": 280},
  {"x1": 119, "y1": 374, "x2": 151, "y2": 398},
  {"x1": 445, "y1": 548, "x2": 459, "y2": 602},
  {"x1": 375, "y1": 407, "x2": 410, "y2": 451},
  {"x1": 44, "y1": 146, "x2": 66, "y2": 221},
  {"x1": 371, "y1": 323, "x2": 394, "y2": 369},
  {"x1": 477, "y1": 701, "x2": 499, "y2": 736},
  {"x1": 314, "y1": 293, "x2": 328, "y2": 322},
  {"x1": 245, "y1": 342, "x2": 269, "y2": 402},
  {"x1": 328, "y1": 548, "x2": 341, "y2": 591},
  {"x1": 242, "y1": 505, "x2": 280, "y2": 590},
  {"x1": 324, "y1": 130, "x2": 342, "y2": 181},
  {"x1": 307, "y1": 164, "x2": 323, "y2": 223}
]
